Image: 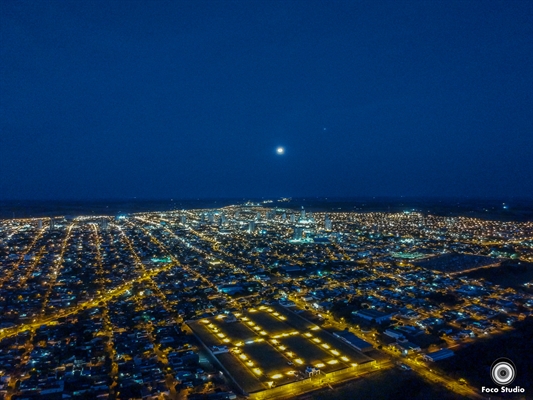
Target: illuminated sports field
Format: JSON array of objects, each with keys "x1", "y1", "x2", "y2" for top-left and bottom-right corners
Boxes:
[{"x1": 188, "y1": 304, "x2": 375, "y2": 396}]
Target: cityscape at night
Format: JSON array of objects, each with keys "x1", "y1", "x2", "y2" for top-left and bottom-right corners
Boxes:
[
  {"x1": 0, "y1": 202, "x2": 532, "y2": 399},
  {"x1": 1, "y1": 0, "x2": 532, "y2": 399}
]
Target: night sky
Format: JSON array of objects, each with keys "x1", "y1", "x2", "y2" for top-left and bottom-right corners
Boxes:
[{"x1": 1, "y1": 0, "x2": 532, "y2": 200}]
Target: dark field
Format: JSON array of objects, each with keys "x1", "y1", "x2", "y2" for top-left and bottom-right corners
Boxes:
[
  {"x1": 433, "y1": 317, "x2": 533, "y2": 396},
  {"x1": 246, "y1": 310, "x2": 289, "y2": 334},
  {"x1": 414, "y1": 253, "x2": 498, "y2": 273},
  {"x1": 213, "y1": 319, "x2": 256, "y2": 342},
  {"x1": 305, "y1": 368, "x2": 468, "y2": 400},
  {"x1": 278, "y1": 310, "x2": 319, "y2": 332},
  {"x1": 465, "y1": 261, "x2": 533, "y2": 291},
  {"x1": 280, "y1": 335, "x2": 341, "y2": 372},
  {"x1": 244, "y1": 341, "x2": 297, "y2": 379},
  {"x1": 308, "y1": 330, "x2": 373, "y2": 364},
  {"x1": 217, "y1": 352, "x2": 265, "y2": 393}
]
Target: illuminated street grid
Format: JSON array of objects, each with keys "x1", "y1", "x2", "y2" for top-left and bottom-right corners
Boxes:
[
  {"x1": 0, "y1": 204, "x2": 532, "y2": 399},
  {"x1": 187, "y1": 304, "x2": 374, "y2": 395}
]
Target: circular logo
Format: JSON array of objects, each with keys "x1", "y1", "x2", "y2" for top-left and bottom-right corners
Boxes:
[{"x1": 491, "y1": 358, "x2": 516, "y2": 386}]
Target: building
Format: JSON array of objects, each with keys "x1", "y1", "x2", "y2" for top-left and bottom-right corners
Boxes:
[
  {"x1": 384, "y1": 329, "x2": 405, "y2": 340},
  {"x1": 300, "y1": 208, "x2": 306, "y2": 220},
  {"x1": 423, "y1": 348, "x2": 454, "y2": 362},
  {"x1": 37, "y1": 219, "x2": 43, "y2": 229},
  {"x1": 211, "y1": 345, "x2": 229, "y2": 354},
  {"x1": 248, "y1": 221, "x2": 256, "y2": 234},
  {"x1": 391, "y1": 341, "x2": 421, "y2": 355},
  {"x1": 217, "y1": 284, "x2": 245, "y2": 295},
  {"x1": 279, "y1": 299, "x2": 296, "y2": 307},
  {"x1": 333, "y1": 331, "x2": 373, "y2": 352},
  {"x1": 293, "y1": 227, "x2": 304, "y2": 240},
  {"x1": 324, "y1": 215, "x2": 332, "y2": 231},
  {"x1": 290, "y1": 214, "x2": 295, "y2": 223},
  {"x1": 353, "y1": 309, "x2": 395, "y2": 323}
]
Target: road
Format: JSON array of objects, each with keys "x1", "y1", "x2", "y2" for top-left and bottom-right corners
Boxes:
[{"x1": 288, "y1": 296, "x2": 482, "y2": 399}]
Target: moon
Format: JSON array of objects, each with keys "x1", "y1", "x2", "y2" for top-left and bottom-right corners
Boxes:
[{"x1": 276, "y1": 146, "x2": 285, "y2": 155}]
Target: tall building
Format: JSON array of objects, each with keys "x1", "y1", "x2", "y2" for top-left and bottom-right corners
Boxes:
[
  {"x1": 180, "y1": 215, "x2": 187, "y2": 225},
  {"x1": 300, "y1": 208, "x2": 306, "y2": 220},
  {"x1": 248, "y1": 221, "x2": 256, "y2": 234},
  {"x1": 256, "y1": 212, "x2": 261, "y2": 220},
  {"x1": 101, "y1": 219, "x2": 108, "y2": 230},
  {"x1": 293, "y1": 227, "x2": 303, "y2": 240},
  {"x1": 282, "y1": 212, "x2": 287, "y2": 221},
  {"x1": 290, "y1": 214, "x2": 295, "y2": 223},
  {"x1": 37, "y1": 219, "x2": 43, "y2": 229},
  {"x1": 324, "y1": 214, "x2": 332, "y2": 231}
]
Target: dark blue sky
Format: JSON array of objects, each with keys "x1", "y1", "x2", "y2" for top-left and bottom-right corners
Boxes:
[{"x1": 1, "y1": 0, "x2": 532, "y2": 199}]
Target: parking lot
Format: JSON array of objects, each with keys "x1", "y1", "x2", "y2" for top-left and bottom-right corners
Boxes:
[{"x1": 188, "y1": 305, "x2": 375, "y2": 396}]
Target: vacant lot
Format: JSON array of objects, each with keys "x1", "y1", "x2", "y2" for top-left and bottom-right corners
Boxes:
[
  {"x1": 465, "y1": 261, "x2": 533, "y2": 290},
  {"x1": 306, "y1": 369, "x2": 467, "y2": 400},
  {"x1": 414, "y1": 253, "x2": 497, "y2": 273},
  {"x1": 246, "y1": 310, "x2": 289, "y2": 334},
  {"x1": 281, "y1": 335, "x2": 341, "y2": 372}
]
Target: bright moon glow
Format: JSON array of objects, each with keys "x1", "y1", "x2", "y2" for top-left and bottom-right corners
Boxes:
[{"x1": 276, "y1": 147, "x2": 285, "y2": 154}]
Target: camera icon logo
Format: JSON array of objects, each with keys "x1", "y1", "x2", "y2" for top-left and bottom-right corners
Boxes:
[{"x1": 491, "y1": 358, "x2": 516, "y2": 386}]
